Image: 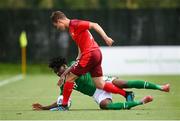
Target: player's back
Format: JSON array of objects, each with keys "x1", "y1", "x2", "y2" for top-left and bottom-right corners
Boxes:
[
  {"x1": 74, "y1": 73, "x2": 96, "y2": 96},
  {"x1": 69, "y1": 19, "x2": 99, "y2": 54}
]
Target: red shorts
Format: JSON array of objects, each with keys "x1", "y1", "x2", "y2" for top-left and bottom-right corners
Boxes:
[{"x1": 71, "y1": 49, "x2": 103, "y2": 77}]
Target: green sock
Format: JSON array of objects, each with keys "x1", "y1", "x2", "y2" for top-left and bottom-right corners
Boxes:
[
  {"x1": 106, "y1": 101, "x2": 142, "y2": 110},
  {"x1": 126, "y1": 80, "x2": 162, "y2": 90}
]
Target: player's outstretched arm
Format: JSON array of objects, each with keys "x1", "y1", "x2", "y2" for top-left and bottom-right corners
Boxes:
[
  {"x1": 90, "y1": 22, "x2": 114, "y2": 46},
  {"x1": 57, "y1": 62, "x2": 79, "y2": 87},
  {"x1": 32, "y1": 102, "x2": 57, "y2": 110}
]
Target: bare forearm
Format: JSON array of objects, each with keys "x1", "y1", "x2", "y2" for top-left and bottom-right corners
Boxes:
[
  {"x1": 90, "y1": 22, "x2": 108, "y2": 40},
  {"x1": 61, "y1": 65, "x2": 73, "y2": 77},
  {"x1": 42, "y1": 102, "x2": 58, "y2": 110},
  {"x1": 57, "y1": 63, "x2": 75, "y2": 86},
  {"x1": 90, "y1": 22, "x2": 114, "y2": 46}
]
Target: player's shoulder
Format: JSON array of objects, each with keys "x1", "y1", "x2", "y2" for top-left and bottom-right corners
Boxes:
[
  {"x1": 70, "y1": 19, "x2": 81, "y2": 25},
  {"x1": 69, "y1": 19, "x2": 78, "y2": 27},
  {"x1": 71, "y1": 19, "x2": 89, "y2": 24}
]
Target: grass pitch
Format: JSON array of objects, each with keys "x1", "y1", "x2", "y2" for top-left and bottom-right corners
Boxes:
[{"x1": 0, "y1": 74, "x2": 180, "y2": 120}]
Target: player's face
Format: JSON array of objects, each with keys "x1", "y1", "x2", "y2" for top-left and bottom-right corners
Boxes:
[
  {"x1": 53, "y1": 20, "x2": 66, "y2": 31},
  {"x1": 56, "y1": 65, "x2": 67, "y2": 77}
]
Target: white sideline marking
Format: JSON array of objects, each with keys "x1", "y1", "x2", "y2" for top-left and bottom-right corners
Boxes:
[{"x1": 0, "y1": 74, "x2": 23, "y2": 87}]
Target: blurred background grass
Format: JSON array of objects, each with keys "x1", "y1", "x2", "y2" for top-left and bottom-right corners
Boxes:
[{"x1": 0, "y1": 63, "x2": 50, "y2": 75}]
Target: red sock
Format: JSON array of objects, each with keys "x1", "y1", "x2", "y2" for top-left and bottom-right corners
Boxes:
[
  {"x1": 103, "y1": 82, "x2": 126, "y2": 97},
  {"x1": 62, "y1": 81, "x2": 74, "y2": 106}
]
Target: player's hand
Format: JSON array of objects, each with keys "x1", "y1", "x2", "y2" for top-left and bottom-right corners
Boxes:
[
  {"x1": 32, "y1": 103, "x2": 43, "y2": 110},
  {"x1": 104, "y1": 37, "x2": 114, "y2": 46}
]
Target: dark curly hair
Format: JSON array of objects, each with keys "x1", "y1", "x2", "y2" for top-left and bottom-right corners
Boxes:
[{"x1": 48, "y1": 56, "x2": 67, "y2": 73}]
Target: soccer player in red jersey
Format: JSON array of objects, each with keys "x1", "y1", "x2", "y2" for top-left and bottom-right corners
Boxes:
[{"x1": 50, "y1": 11, "x2": 133, "y2": 110}]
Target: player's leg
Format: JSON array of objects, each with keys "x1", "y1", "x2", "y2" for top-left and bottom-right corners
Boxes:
[
  {"x1": 90, "y1": 50, "x2": 127, "y2": 97},
  {"x1": 105, "y1": 96, "x2": 153, "y2": 110},
  {"x1": 100, "y1": 98, "x2": 142, "y2": 110},
  {"x1": 89, "y1": 49, "x2": 133, "y2": 101},
  {"x1": 93, "y1": 89, "x2": 152, "y2": 110},
  {"x1": 61, "y1": 72, "x2": 78, "y2": 108},
  {"x1": 93, "y1": 76, "x2": 126, "y2": 97},
  {"x1": 93, "y1": 77, "x2": 135, "y2": 101},
  {"x1": 61, "y1": 52, "x2": 94, "y2": 110},
  {"x1": 112, "y1": 79, "x2": 170, "y2": 92}
]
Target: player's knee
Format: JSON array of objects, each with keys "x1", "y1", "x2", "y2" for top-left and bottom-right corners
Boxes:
[
  {"x1": 99, "y1": 99, "x2": 112, "y2": 110},
  {"x1": 93, "y1": 78, "x2": 105, "y2": 89},
  {"x1": 96, "y1": 84, "x2": 104, "y2": 89}
]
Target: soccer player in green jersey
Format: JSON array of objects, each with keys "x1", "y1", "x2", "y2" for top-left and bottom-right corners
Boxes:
[{"x1": 32, "y1": 57, "x2": 170, "y2": 110}]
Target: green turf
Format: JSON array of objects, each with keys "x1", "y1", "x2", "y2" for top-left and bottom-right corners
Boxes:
[{"x1": 0, "y1": 74, "x2": 180, "y2": 120}]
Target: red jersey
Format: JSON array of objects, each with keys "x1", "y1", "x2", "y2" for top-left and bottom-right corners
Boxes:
[{"x1": 69, "y1": 19, "x2": 99, "y2": 55}]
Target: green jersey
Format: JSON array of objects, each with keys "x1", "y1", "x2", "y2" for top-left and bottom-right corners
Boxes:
[{"x1": 60, "y1": 62, "x2": 96, "y2": 96}]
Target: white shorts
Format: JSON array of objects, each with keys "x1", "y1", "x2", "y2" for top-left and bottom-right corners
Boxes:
[{"x1": 92, "y1": 76, "x2": 116, "y2": 104}]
